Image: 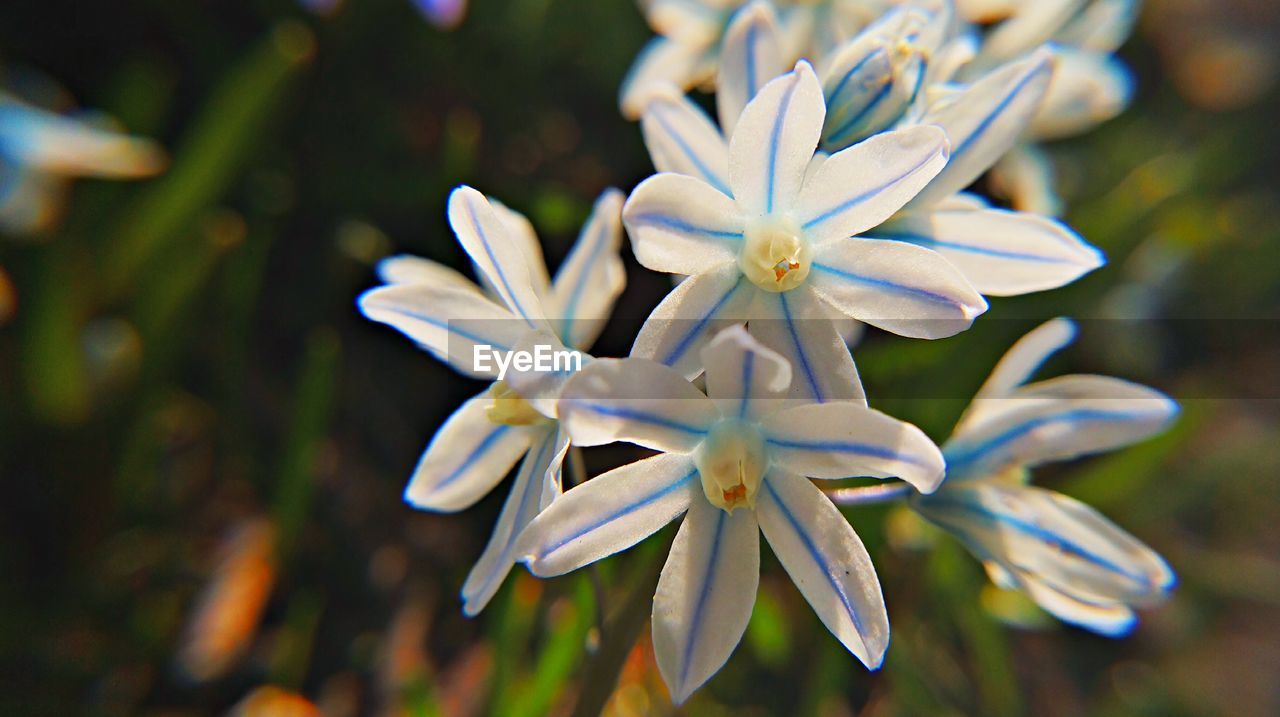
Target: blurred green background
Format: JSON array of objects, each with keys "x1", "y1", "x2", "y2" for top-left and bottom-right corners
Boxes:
[{"x1": 2, "y1": 0, "x2": 1279, "y2": 715}]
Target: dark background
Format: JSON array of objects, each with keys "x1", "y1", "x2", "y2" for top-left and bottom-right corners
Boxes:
[{"x1": 2, "y1": 0, "x2": 1279, "y2": 714}]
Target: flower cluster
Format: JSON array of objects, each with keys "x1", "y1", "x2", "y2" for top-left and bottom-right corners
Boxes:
[{"x1": 360, "y1": 0, "x2": 1173, "y2": 704}]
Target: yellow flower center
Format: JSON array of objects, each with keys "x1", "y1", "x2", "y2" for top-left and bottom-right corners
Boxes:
[
  {"x1": 695, "y1": 422, "x2": 767, "y2": 513},
  {"x1": 485, "y1": 381, "x2": 547, "y2": 426},
  {"x1": 740, "y1": 216, "x2": 811, "y2": 292}
]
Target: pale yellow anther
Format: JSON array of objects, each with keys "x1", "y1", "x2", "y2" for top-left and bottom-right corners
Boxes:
[
  {"x1": 740, "y1": 216, "x2": 811, "y2": 292},
  {"x1": 695, "y1": 422, "x2": 768, "y2": 513},
  {"x1": 485, "y1": 381, "x2": 547, "y2": 426}
]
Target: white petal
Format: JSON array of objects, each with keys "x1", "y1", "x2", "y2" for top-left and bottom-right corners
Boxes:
[
  {"x1": 761, "y1": 403, "x2": 945, "y2": 491},
  {"x1": 375, "y1": 254, "x2": 476, "y2": 292},
  {"x1": 989, "y1": 143, "x2": 1063, "y2": 217},
  {"x1": 623, "y1": 173, "x2": 745, "y2": 275},
  {"x1": 701, "y1": 324, "x2": 793, "y2": 420},
  {"x1": 756, "y1": 470, "x2": 889, "y2": 668},
  {"x1": 913, "y1": 484, "x2": 1174, "y2": 616},
  {"x1": 909, "y1": 49, "x2": 1054, "y2": 209},
  {"x1": 1021, "y1": 577, "x2": 1139, "y2": 637},
  {"x1": 880, "y1": 206, "x2": 1103, "y2": 296},
  {"x1": 717, "y1": 1, "x2": 787, "y2": 137},
  {"x1": 796, "y1": 126, "x2": 949, "y2": 243},
  {"x1": 729, "y1": 60, "x2": 825, "y2": 218},
  {"x1": 818, "y1": 39, "x2": 894, "y2": 151},
  {"x1": 640, "y1": 91, "x2": 732, "y2": 195},
  {"x1": 983, "y1": 0, "x2": 1082, "y2": 60},
  {"x1": 1055, "y1": 0, "x2": 1140, "y2": 54},
  {"x1": 559, "y1": 357, "x2": 720, "y2": 453},
  {"x1": 503, "y1": 329, "x2": 582, "y2": 418},
  {"x1": 402, "y1": 391, "x2": 539, "y2": 512},
  {"x1": 620, "y1": 37, "x2": 711, "y2": 120},
  {"x1": 549, "y1": 188, "x2": 626, "y2": 350},
  {"x1": 746, "y1": 288, "x2": 867, "y2": 406},
  {"x1": 517, "y1": 453, "x2": 699, "y2": 576},
  {"x1": 489, "y1": 197, "x2": 553, "y2": 299},
  {"x1": 653, "y1": 497, "x2": 760, "y2": 704},
  {"x1": 461, "y1": 427, "x2": 567, "y2": 615},
  {"x1": 808, "y1": 238, "x2": 987, "y2": 339},
  {"x1": 1030, "y1": 49, "x2": 1132, "y2": 140},
  {"x1": 631, "y1": 264, "x2": 757, "y2": 379},
  {"x1": 945, "y1": 376, "x2": 1179, "y2": 479},
  {"x1": 973, "y1": 317, "x2": 1077, "y2": 400},
  {"x1": 447, "y1": 186, "x2": 548, "y2": 328},
  {"x1": 0, "y1": 104, "x2": 165, "y2": 178},
  {"x1": 357, "y1": 283, "x2": 525, "y2": 379}
]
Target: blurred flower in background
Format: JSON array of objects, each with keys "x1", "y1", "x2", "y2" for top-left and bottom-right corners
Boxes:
[{"x1": 301, "y1": 0, "x2": 468, "y2": 29}]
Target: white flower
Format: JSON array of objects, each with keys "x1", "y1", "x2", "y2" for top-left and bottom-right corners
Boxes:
[
  {"x1": 0, "y1": 91, "x2": 165, "y2": 234},
  {"x1": 641, "y1": 16, "x2": 1103, "y2": 302},
  {"x1": 358, "y1": 185, "x2": 625, "y2": 614},
  {"x1": 516, "y1": 326, "x2": 944, "y2": 702},
  {"x1": 627, "y1": 58, "x2": 988, "y2": 400},
  {"x1": 620, "y1": 0, "x2": 883, "y2": 119},
  {"x1": 911, "y1": 317, "x2": 1178, "y2": 636}
]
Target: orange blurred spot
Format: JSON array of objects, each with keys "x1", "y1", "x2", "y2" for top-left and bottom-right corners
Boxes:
[{"x1": 229, "y1": 685, "x2": 321, "y2": 717}]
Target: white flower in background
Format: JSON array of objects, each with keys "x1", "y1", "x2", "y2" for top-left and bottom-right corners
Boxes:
[
  {"x1": 621, "y1": 0, "x2": 887, "y2": 119},
  {"x1": 641, "y1": 7, "x2": 1103, "y2": 304},
  {"x1": 0, "y1": 90, "x2": 165, "y2": 234},
  {"x1": 626, "y1": 60, "x2": 989, "y2": 406},
  {"x1": 911, "y1": 317, "x2": 1177, "y2": 635},
  {"x1": 358, "y1": 185, "x2": 625, "y2": 614},
  {"x1": 516, "y1": 326, "x2": 944, "y2": 702},
  {"x1": 957, "y1": 0, "x2": 1143, "y2": 214}
]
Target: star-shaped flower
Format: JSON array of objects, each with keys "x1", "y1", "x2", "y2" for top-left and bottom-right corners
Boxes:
[
  {"x1": 358, "y1": 185, "x2": 625, "y2": 614},
  {"x1": 625, "y1": 58, "x2": 986, "y2": 402},
  {"x1": 516, "y1": 325, "x2": 945, "y2": 702},
  {"x1": 910, "y1": 317, "x2": 1178, "y2": 635}
]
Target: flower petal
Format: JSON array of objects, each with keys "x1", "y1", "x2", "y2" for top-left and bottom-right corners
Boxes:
[
  {"x1": 623, "y1": 173, "x2": 744, "y2": 275},
  {"x1": 989, "y1": 143, "x2": 1063, "y2": 216},
  {"x1": 973, "y1": 317, "x2": 1077, "y2": 400},
  {"x1": 945, "y1": 376, "x2": 1179, "y2": 479},
  {"x1": 761, "y1": 403, "x2": 945, "y2": 491},
  {"x1": 913, "y1": 483, "x2": 1174, "y2": 619},
  {"x1": 461, "y1": 427, "x2": 567, "y2": 615},
  {"x1": 640, "y1": 90, "x2": 732, "y2": 195},
  {"x1": 796, "y1": 125, "x2": 949, "y2": 243},
  {"x1": 631, "y1": 264, "x2": 756, "y2": 379},
  {"x1": 489, "y1": 197, "x2": 553, "y2": 300},
  {"x1": 819, "y1": 40, "x2": 894, "y2": 151},
  {"x1": 717, "y1": 1, "x2": 787, "y2": 137},
  {"x1": 357, "y1": 283, "x2": 525, "y2": 378},
  {"x1": 808, "y1": 237, "x2": 987, "y2": 339},
  {"x1": 756, "y1": 470, "x2": 889, "y2": 668},
  {"x1": 745, "y1": 288, "x2": 867, "y2": 406},
  {"x1": 1030, "y1": 48, "x2": 1132, "y2": 140},
  {"x1": 375, "y1": 254, "x2": 477, "y2": 293},
  {"x1": 517, "y1": 453, "x2": 699, "y2": 576},
  {"x1": 0, "y1": 103, "x2": 165, "y2": 178},
  {"x1": 402, "y1": 390, "x2": 539, "y2": 512},
  {"x1": 701, "y1": 324, "x2": 793, "y2": 420},
  {"x1": 880, "y1": 206, "x2": 1102, "y2": 296},
  {"x1": 559, "y1": 357, "x2": 720, "y2": 453},
  {"x1": 982, "y1": 0, "x2": 1081, "y2": 60},
  {"x1": 549, "y1": 188, "x2": 626, "y2": 350},
  {"x1": 620, "y1": 36, "x2": 711, "y2": 120},
  {"x1": 653, "y1": 496, "x2": 760, "y2": 704},
  {"x1": 447, "y1": 186, "x2": 548, "y2": 328},
  {"x1": 909, "y1": 49, "x2": 1054, "y2": 209},
  {"x1": 728, "y1": 60, "x2": 825, "y2": 217}
]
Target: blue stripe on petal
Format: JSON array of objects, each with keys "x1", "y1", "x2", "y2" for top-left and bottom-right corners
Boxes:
[
  {"x1": 765, "y1": 78, "x2": 800, "y2": 214},
  {"x1": 800, "y1": 152, "x2": 940, "y2": 234},
  {"x1": 810, "y1": 262, "x2": 966, "y2": 307},
  {"x1": 765, "y1": 436, "x2": 927, "y2": 466},
  {"x1": 876, "y1": 231, "x2": 1085, "y2": 264},
  {"x1": 558, "y1": 219, "x2": 610, "y2": 347},
  {"x1": 943, "y1": 407, "x2": 1174, "y2": 473},
  {"x1": 650, "y1": 105, "x2": 732, "y2": 196},
  {"x1": 762, "y1": 479, "x2": 865, "y2": 634},
  {"x1": 431, "y1": 424, "x2": 514, "y2": 493},
  {"x1": 626, "y1": 212, "x2": 744, "y2": 241},
  {"x1": 738, "y1": 350, "x2": 755, "y2": 419},
  {"x1": 562, "y1": 401, "x2": 711, "y2": 438},
  {"x1": 359, "y1": 297, "x2": 514, "y2": 354},
  {"x1": 661, "y1": 275, "x2": 747, "y2": 367},
  {"x1": 778, "y1": 291, "x2": 825, "y2": 402},
  {"x1": 949, "y1": 63, "x2": 1047, "y2": 169},
  {"x1": 824, "y1": 78, "x2": 892, "y2": 147},
  {"x1": 744, "y1": 23, "x2": 760, "y2": 100},
  {"x1": 464, "y1": 200, "x2": 538, "y2": 327},
  {"x1": 681, "y1": 509, "x2": 728, "y2": 687},
  {"x1": 534, "y1": 466, "x2": 697, "y2": 561}
]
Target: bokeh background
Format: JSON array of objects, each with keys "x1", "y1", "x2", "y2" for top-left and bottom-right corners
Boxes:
[{"x1": 2, "y1": 0, "x2": 1279, "y2": 715}]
